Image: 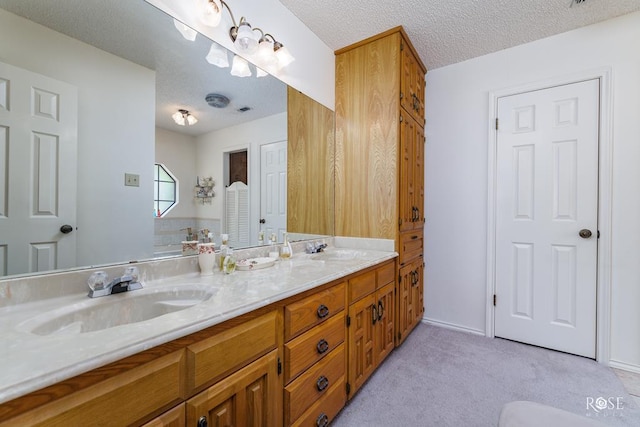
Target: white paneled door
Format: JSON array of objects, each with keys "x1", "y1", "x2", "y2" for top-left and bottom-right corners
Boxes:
[
  {"x1": 495, "y1": 79, "x2": 599, "y2": 358},
  {"x1": 260, "y1": 140, "x2": 287, "y2": 241},
  {"x1": 0, "y1": 61, "x2": 78, "y2": 276}
]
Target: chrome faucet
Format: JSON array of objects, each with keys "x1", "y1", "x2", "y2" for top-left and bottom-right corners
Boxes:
[
  {"x1": 305, "y1": 241, "x2": 328, "y2": 254},
  {"x1": 87, "y1": 268, "x2": 143, "y2": 298}
]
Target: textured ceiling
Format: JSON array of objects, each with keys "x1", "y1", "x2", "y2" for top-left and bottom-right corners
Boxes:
[
  {"x1": 278, "y1": 0, "x2": 640, "y2": 70},
  {"x1": 0, "y1": 0, "x2": 287, "y2": 137}
]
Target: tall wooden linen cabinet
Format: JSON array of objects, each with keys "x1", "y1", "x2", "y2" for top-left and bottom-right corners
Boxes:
[{"x1": 335, "y1": 26, "x2": 426, "y2": 346}]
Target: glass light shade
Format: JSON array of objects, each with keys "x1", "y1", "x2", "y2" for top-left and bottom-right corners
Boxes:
[
  {"x1": 186, "y1": 114, "x2": 198, "y2": 126},
  {"x1": 230, "y1": 55, "x2": 252, "y2": 77},
  {"x1": 205, "y1": 42, "x2": 229, "y2": 68},
  {"x1": 172, "y1": 111, "x2": 186, "y2": 126},
  {"x1": 173, "y1": 19, "x2": 197, "y2": 41},
  {"x1": 275, "y1": 45, "x2": 295, "y2": 69},
  {"x1": 198, "y1": 0, "x2": 222, "y2": 27},
  {"x1": 234, "y1": 22, "x2": 258, "y2": 54},
  {"x1": 255, "y1": 39, "x2": 276, "y2": 69}
]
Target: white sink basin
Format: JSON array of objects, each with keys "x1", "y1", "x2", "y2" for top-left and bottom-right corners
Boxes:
[
  {"x1": 310, "y1": 249, "x2": 359, "y2": 262},
  {"x1": 17, "y1": 285, "x2": 216, "y2": 336}
]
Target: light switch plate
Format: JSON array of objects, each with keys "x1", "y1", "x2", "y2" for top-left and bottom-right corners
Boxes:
[{"x1": 125, "y1": 173, "x2": 140, "y2": 187}]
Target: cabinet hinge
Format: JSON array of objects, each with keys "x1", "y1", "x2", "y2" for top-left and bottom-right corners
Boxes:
[
  {"x1": 495, "y1": 118, "x2": 499, "y2": 130},
  {"x1": 399, "y1": 114, "x2": 404, "y2": 123},
  {"x1": 493, "y1": 294, "x2": 497, "y2": 306},
  {"x1": 400, "y1": 41, "x2": 404, "y2": 51},
  {"x1": 398, "y1": 274, "x2": 402, "y2": 283},
  {"x1": 346, "y1": 315, "x2": 351, "y2": 327},
  {"x1": 398, "y1": 218, "x2": 402, "y2": 227},
  {"x1": 346, "y1": 382, "x2": 351, "y2": 395},
  {"x1": 397, "y1": 332, "x2": 402, "y2": 342},
  {"x1": 277, "y1": 357, "x2": 282, "y2": 375},
  {"x1": 597, "y1": 230, "x2": 600, "y2": 239}
]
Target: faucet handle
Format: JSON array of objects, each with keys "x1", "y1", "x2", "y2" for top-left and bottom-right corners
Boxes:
[
  {"x1": 88, "y1": 271, "x2": 109, "y2": 291},
  {"x1": 124, "y1": 266, "x2": 139, "y2": 282}
]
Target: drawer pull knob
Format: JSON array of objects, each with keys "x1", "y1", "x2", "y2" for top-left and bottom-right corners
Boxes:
[
  {"x1": 316, "y1": 339, "x2": 329, "y2": 354},
  {"x1": 317, "y1": 304, "x2": 330, "y2": 319},
  {"x1": 316, "y1": 375, "x2": 329, "y2": 391},
  {"x1": 197, "y1": 416, "x2": 208, "y2": 427},
  {"x1": 316, "y1": 413, "x2": 329, "y2": 427}
]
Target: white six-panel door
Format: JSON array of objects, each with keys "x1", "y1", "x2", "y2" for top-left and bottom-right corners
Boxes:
[
  {"x1": 495, "y1": 79, "x2": 599, "y2": 358},
  {"x1": 260, "y1": 140, "x2": 287, "y2": 241},
  {"x1": 0, "y1": 61, "x2": 78, "y2": 276}
]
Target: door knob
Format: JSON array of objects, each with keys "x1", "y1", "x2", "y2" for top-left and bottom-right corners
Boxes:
[
  {"x1": 579, "y1": 229, "x2": 593, "y2": 239},
  {"x1": 60, "y1": 224, "x2": 73, "y2": 234}
]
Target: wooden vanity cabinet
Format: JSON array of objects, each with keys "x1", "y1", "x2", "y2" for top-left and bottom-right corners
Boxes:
[
  {"x1": 346, "y1": 261, "x2": 396, "y2": 398},
  {"x1": 283, "y1": 282, "x2": 346, "y2": 426},
  {"x1": 142, "y1": 404, "x2": 186, "y2": 427},
  {"x1": 335, "y1": 26, "x2": 426, "y2": 349}
]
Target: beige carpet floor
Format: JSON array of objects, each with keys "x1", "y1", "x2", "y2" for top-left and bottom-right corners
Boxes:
[{"x1": 333, "y1": 323, "x2": 640, "y2": 426}]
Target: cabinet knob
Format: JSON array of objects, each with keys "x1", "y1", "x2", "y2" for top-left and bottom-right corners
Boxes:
[
  {"x1": 316, "y1": 375, "x2": 330, "y2": 392},
  {"x1": 316, "y1": 413, "x2": 329, "y2": 427},
  {"x1": 317, "y1": 304, "x2": 330, "y2": 319},
  {"x1": 316, "y1": 339, "x2": 329, "y2": 354},
  {"x1": 197, "y1": 416, "x2": 208, "y2": 427}
]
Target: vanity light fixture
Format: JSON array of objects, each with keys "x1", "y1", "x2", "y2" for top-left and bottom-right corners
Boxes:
[
  {"x1": 205, "y1": 42, "x2": 230, "y2": 68},
  {"x1": 172, "y1": 109, "x2": 198, "y2": 126},
  {"x1": 173, "y1": 19, "x2": 197, "y2": 41},
  {"x1": 230, "y1": 55, "x2": 251, "y2": 77},
  {"x1": 197, "y1": 0, "x2": 295, "y2": 73}
]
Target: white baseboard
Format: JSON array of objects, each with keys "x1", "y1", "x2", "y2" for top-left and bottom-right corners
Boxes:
[
  {"x1": 422, "y1": 316, "x2": 485, "y2": 336},
  {"x1": 609, "y1": 360, "x2": 640, "y2": 375}
]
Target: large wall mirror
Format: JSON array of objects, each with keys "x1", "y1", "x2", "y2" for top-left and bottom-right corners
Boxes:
[{"x1": 0, "y1": 0, "x2": 334, "y2": 278}]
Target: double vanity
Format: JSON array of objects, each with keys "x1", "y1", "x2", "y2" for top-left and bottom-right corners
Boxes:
[{"x1": 0, "y1": 237, "x2": 404, "y2": 426}]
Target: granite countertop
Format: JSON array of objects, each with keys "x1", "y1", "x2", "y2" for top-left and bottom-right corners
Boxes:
[{"x1": 0, "y1": 242, "x2": 396, "y2": 405}]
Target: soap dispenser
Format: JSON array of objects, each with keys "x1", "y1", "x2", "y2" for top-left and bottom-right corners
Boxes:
[
  {"x1": 223, "y1": 248, "x2": 236, "y2": 274},
  {"x1": 280, "y1": 233, "x2": 293, "y2": 259}
]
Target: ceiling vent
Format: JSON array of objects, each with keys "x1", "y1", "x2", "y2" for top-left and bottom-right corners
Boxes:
[
  {"x1": 238, "y1": 106, "x2": 251, "y2": 113},
  {"x1": 205, "y1": 93, "x2": 230, "y2": 108}
]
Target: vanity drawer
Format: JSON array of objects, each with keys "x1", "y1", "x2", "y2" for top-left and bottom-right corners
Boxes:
[
  {"x1": 285, "y1": 342, "x2": 345, "y2": 424},
  {"x1": 291, "y1": 375, "x2": 346, "y2": 427},
  {"x1": 284, "y1": 312, "x2": 345, "y2": 383},
  {"x1": 376, "y1": 261, "x2": 395, "y2": 287},
  {"x1": 285, "y1": 282, "x2": 345, "y2": 340},
  {"x1": 399, "y1": 230, "x2": 423, "y2": 265},
  {"x1": 186, "y1": 310, "x2": 278, "y2": 392},
  {"x1": 0, "y1": 350, "x2": 185, "y2": 427},
  {"x1": 348, "y1": 270, "x2": 376, "y2": 303}
]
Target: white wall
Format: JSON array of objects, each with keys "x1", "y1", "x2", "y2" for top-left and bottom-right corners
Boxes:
[
  {"x1": 0, "y1": 9, "x2": 156, "y2": 266},
  {"x1": 146, "y1": 0, "x2": 335, "y2": 110},
  {"x1": 424, "y1": 11, "x2": 640, "y2": 369},
  {"x1": 155, "y1": 128, "x2": 198, "y2": 219},
  {"x1": 195, "y1": 112, "x2": 287, "y2": 245}
]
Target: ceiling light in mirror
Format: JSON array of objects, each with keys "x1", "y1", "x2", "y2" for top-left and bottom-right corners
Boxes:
[
  {"x1": 205, "y1": 42, "x2": 229, "y2": 68},
  {"x1": 256, "y1": 67, "x2": 268, "y2": 78},
  {"x1": 172, "y1": 109, "x2": 198, "y2": 126},
  {"x1": 230, "y1": 55, "x2": 251, "y2": 77}
]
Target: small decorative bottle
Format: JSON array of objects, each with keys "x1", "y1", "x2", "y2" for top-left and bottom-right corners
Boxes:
[
  {"x1": 280, "y1": 233, "x2": 293, "y2": 259},
  {"x1": 223, "y1": 248, "x2": 236, "y2": 274}
]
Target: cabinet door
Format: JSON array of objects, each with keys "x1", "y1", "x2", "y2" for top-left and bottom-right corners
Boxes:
[
  {"x1": 400, "y1": 37, "x2": 425, "y2": 127},
  {"x1": 397, "y1": 262, "x2": 414, "y2": 345},
  {"x1": 375, "y1": 281, "x2": 395, "y2": 365},
  {"x1": 411, "y1": 262, "x2": 425, "y2": 330},
  {"x1": 186, "y1": 349, "x2": 281, "y2": 427},
  {"x1": 399, "y1": 113, "x2": 424, "y2": 232},
  {"x1": 348, "y1": 293, "x2": 377, "y2": 397}
]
